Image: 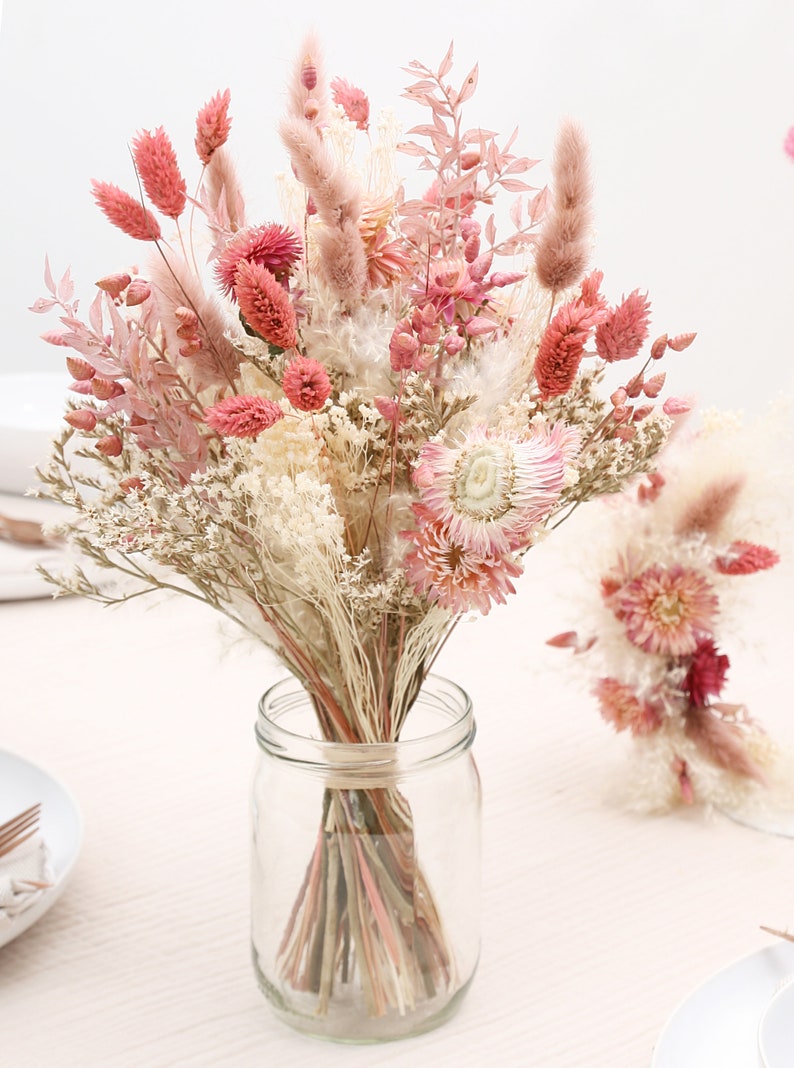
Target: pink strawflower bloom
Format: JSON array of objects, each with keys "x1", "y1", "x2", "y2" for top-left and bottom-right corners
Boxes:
[
  {"x1": 419, "y1": 257, "x2": 486, "y2": 324},
  {"x1": 204, "y1": 394, "x2": 284, "y2": 437},
  {"x1": 131, "y1": 127, "x2": 187, "y2": 219},
  {"x1": 595, "y1": 290, "x2": 651, "y2": 362},
  {"x1": 282, "y1": 356, "x2": 332, "y2": 411},
  {"x1": 617, "y1": 564, "x2": 718, "y2": 656},
  {"x1": 404, "y1": 517, "x2": 522, "y2": 615},
  {"x1": 195, "y1": 89, "x2": 232, "y2": 164},
  {"x1": 594, "y1": 678, "x2": 662, "y2": 736},
  {"x1": 412, "y1": 423, "x2": 575, "y2": 556},
  {"x1": 233, "y1": 260, "x2": 298, "y2": 350},
  {"x1": 683, "y1": 638, "x2": 729, "y2": 708},
  {"x1": 214, "y1": 223, "x2": 303, "y2": 296},
  {"x1": 714, "y1": 540, "x2": 780, "y2": 575},
  {"x1": 534, "y1": 298, "x2": 601, "y2": 399},
  {"x1": 331, "y1": 76, "x2": 370, "y2": 130},
  {"x1": 91, "y1": 180, "x2": 162, "y2": 241}
]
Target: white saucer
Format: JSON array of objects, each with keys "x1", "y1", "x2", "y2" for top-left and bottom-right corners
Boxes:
[
  {"x1": 651, "y1": 942, "x2": 794, "y2": 1066},
  {"x1": 0, "y1": 372, "x2": 69, "y2": 496},
  {"x1": 758, "y1": 977, "x2": 794, "y2": 1067},
  {"x1": 0, "y1": 749, "x2": 83, "y2": 948}
]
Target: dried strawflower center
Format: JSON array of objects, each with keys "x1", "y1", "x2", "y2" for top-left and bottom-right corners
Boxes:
[
  {"x1": 451, "y1": 445, "x2": 515, "y2": 520},
  {"x1": 650, "y1": 591, "x2": 686, "y2": 626}
]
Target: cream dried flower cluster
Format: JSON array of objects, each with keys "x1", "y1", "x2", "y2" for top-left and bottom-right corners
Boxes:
[{"x1": 34, "y1": 37, "x2": 692, "y2": 741}]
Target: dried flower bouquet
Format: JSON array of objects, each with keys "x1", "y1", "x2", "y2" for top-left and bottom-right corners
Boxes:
[
  {"x1": 34, "y1": 37, "x2": 691, "y2": 1020},
  {"x1": 549, "y1": 410, "x2": 788, "y2": 814}
]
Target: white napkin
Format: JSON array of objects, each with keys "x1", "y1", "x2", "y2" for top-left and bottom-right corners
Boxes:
[{"x1": 0, "y1": 835, "x2": 54, "y2": 928}]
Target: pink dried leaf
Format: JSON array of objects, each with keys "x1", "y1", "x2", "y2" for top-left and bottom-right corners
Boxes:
[
  {"x1": 29, "y1": 297, "x2": 58, "y2": 314},
  {"x1": 437, "y1": 42, "x2": 454, "y2": 79},
  {"x1": 457, "y1": 63, "x2": 479, "y2": 104},
  {"x1": 43, "y1": 256, "x2": 57, "y2": 297},
  {"x1": 40, "y1": 329, "x2": 68, "y2": 345},
  {"x1": 498, "y1": 177, "x2": 533, "y2": 193}
]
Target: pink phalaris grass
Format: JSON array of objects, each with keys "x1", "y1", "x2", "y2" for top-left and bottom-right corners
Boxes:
[
  {"x1": 195, "y1": 89, "x2": 232, "y2": 165},
  {"x1": 131, "y1": 127, "x2": 187, "y2": 219},
  {"x1": 95, "y1": 434, "x2": 122, "y2": 457},
  {"x1": 65, "y1": 356, "x2": 95, "y2": 381},
  {"x1": 91, "y1": 377, "x2": 125, "y2": 401},
  {"x1": 534, "y1": 298, "x2": 601, "y2": 399},
  {"x1": 214, "y1": 223, "x2": 303, "y2": 296},
  {"x1": 683, "y1": 705, "x2": 765, "y2": 782},
  {"x1": 533, "y1": 119, "x2": 593, "y2": 293},
  {"x1": 331, "y1": 76, "x2": 370, "y2": 130},
  {"x1": 785, "y1": 126, "x2": 794, "y2": 160},
  {"x1": 95, "y1": 272, "x2": 131, "y2": 297},
  {"x1": 125, "y1": 279, "x2": 151, "y2": 306},
  {"x1": 595, "y1": 290, "x2": 651, "y2": 362},
  {"x1": 667, "y1": 331, "x2": 697, "y2": 352},
  {"x1": 91, "y1": 180, "x2": 162, "y2": 241},
  {"x1": 714, "y1": 540, "x2": 780, "y2": 575},
  {"x1": 683, "y1": 637, "x2": 729, "y2": 708},
  {"x1": 204, "y1": 394, "x2": 284, "y2": 437},
  {"x1": 662, "y1": 396, "x2": 692, "y2": 416},
  {"x1": 674, "y1": 475, "x2": 744, "y2": 537},
  {"x1": 281, "y1": 356, "x2": 332, "y2": 412},
  {"x1": 64, "y1": 409, "x2": 97, "y2": 431},
  {"x1": 233, "y1": 259, "x2": 298, "y2": 350}
]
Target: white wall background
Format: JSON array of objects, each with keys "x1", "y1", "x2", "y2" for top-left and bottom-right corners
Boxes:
[{"x1": 1, "y1": 0, "x2": 793, "y2": 416}]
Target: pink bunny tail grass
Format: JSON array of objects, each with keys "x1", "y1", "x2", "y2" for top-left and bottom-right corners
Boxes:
[
  {"x1": 674, "y1": 475, "x2": 745, "y2": 538},
  {"x1": 534, "y1": 119, "x2": 593, "y2": 293},
  {"x1": 205, "y1": 146, "x2": 247, "y2": 233},
  {"x1": 317, "y1": 220, "x2": 369, "y2": 302},
  {"x1": 148, "y1": 252, "x2": 243, "y2": 391},
  {"x1": 195, "y1": 89, "x2": 232, "y2": 164},
  {"x1": 279, "y1": 115, "x2": 367, "y2": 300},
  {"x1": 285, "y1": 32, "x2": 328, "y2": 124},
  {"x1": 91, "y1": 180, "x2": 162, "y2": 242},
  {"x1": 204, "y1": 394, "x2": 284, "y2": 437},
  {"x1": 131, "y1": 128, "x2": 187, "y2": 220},
  {"x1": 233, "y1": 259, "x2": 298, "y2": 349},
  {"x1": 279, "y1": 116, "x2": 362, "y2": 223},
  {"x1": 683, "y1": 705, "x2": 766, "y2": 783}
]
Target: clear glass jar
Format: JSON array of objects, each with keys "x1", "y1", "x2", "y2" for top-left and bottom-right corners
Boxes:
[{"x1": 251, "y1": 674, "x2": 481, "y2": 1042}]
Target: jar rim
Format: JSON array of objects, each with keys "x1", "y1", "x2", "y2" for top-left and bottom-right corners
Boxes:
[{"x1": 255, "y1": 674, "x2": 474, "y2": 772}]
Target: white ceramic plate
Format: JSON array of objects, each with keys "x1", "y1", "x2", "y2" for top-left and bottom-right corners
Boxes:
[
  {"x1": 758, "y1": 977, "x2": 794, "y2": 1067},
  {"x1": 0, "y1": 750, "x2": 83, "y2": 948},
  {"x1": 0, "y1": 372, "x2": 71, "y2": 496},
  {"x1": 651, "y1": 942, "x2": 794, "y2": 1066}
]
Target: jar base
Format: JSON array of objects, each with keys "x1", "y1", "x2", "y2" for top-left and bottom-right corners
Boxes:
[{"x1": 252, "y1": 948, "x2": 477, "y2": 1043}]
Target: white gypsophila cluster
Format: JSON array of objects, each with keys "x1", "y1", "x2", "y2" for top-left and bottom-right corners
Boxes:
[
  {"x1": 230, "y1": 404, "x2": 325, "y2": 482},
  {"x1": 322, "y1": 394, "x2": 387, "y2": 492},
  {"x1": 249, "y1": 469, "x2": 348, "y2": 586}
]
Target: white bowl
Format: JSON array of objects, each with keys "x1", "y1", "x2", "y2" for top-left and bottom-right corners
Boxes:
[{"x1": 0, "y1": 372, "x2": 71, "y2": 495}]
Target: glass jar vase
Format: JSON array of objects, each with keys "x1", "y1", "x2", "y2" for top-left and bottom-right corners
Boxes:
[{"x1": 251, "y1": 674, "x2": 481, "y2": 1042}]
